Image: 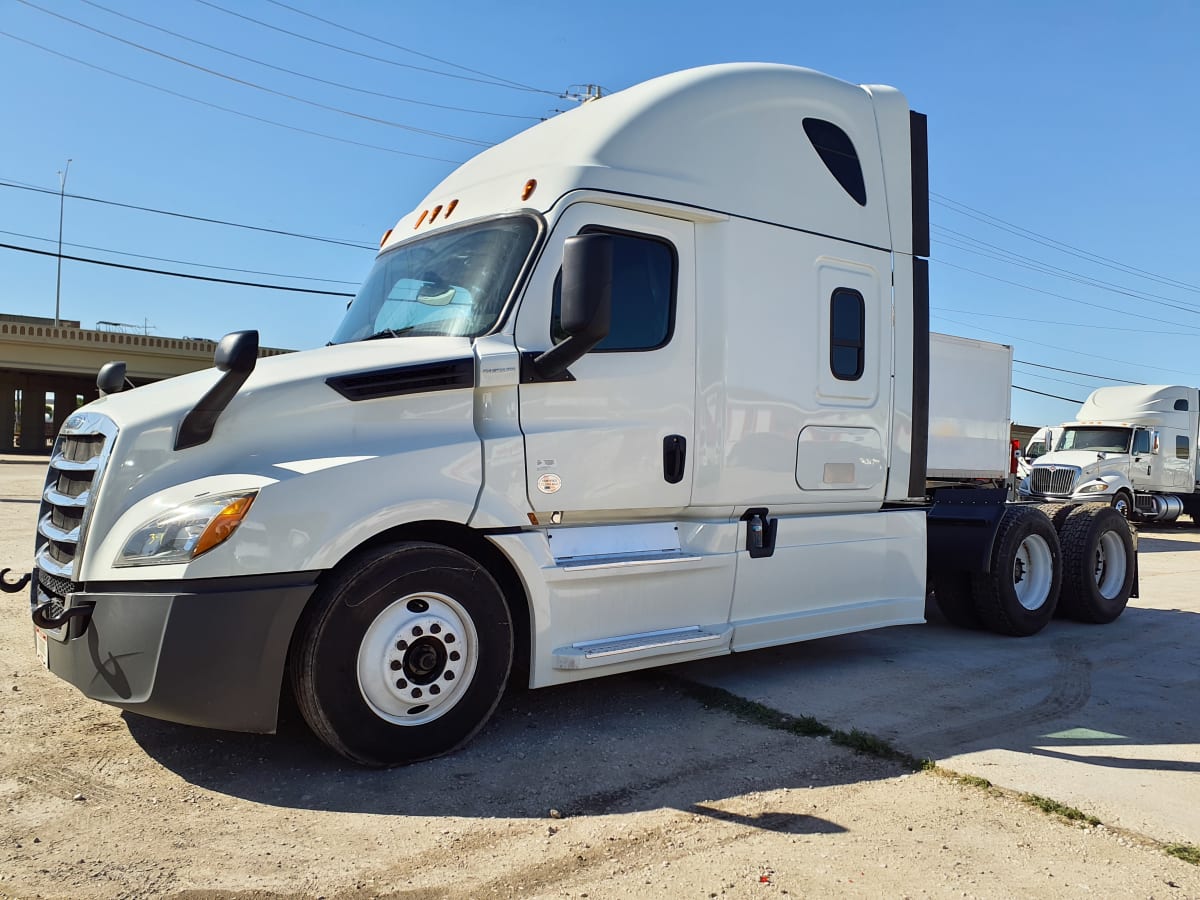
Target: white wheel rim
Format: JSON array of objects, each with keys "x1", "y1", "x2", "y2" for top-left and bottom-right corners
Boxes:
[
  {"x1": 356, "y1": 591, "x2": 479, "y2": 726},
  {"x1": 1013, "y1": 534, "x2": 1054, "y2": 611},
  {"x1": 1094, "y1": 531, "x2": 1128, "y2": 599}
]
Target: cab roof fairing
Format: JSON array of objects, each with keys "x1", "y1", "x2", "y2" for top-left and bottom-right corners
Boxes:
[{"x1": 386, "y1": 63, "x2": 910, "y2": 254}]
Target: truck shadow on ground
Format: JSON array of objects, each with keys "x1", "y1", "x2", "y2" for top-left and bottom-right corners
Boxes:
[
  {"x1": 124, "y1": 601, "x2": 1197, "y2": 827},
  {"x1": 123, "y1": 670, "x2": 873, "y2": 829}
]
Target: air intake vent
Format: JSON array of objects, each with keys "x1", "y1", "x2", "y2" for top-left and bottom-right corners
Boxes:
[{"x1": 326, "y1": 359, "x2": 474, "y2": 402}]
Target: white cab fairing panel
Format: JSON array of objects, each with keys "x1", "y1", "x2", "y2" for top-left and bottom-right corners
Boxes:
[
  {"x1": 488, "y1": 520, "x2": 739, "y2": 688},
  {"x1": 515, "y1": 203, "x2": 696, "y2": 518},
  {"x1": 692, "y1": 219, "x2": 891, "y2": 511},
  {"x1": 729, "y1": 508, "x2": 925, "y2": 650}
]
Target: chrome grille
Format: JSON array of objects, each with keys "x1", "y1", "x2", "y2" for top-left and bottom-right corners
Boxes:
[
  {"x1": 34, "y1": 412, "x2": 118, "y2": 582},
  {"x1": 1030, "y1": 465, "x2": 1079, "y2": 496}
]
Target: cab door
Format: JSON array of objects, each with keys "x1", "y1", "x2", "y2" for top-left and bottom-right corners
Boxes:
[{"x1": 514, "y1": 204, "x2": 695, "y2": 517}]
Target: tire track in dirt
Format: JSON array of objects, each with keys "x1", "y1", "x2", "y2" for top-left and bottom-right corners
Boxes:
[{"x1": 903, "y1": 640, "x2": 1093, "y2": 755}]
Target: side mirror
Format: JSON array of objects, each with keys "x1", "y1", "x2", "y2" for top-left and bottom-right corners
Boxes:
[
  {"x1": 531, "y1": 233, "x2": 613, "y2": 379},
  {"x1": 214, "y1": 330, "x2": 259, "y2": 374},
  {"x1": 96, "y1": 361, "x2": 127, "y2": 396}
]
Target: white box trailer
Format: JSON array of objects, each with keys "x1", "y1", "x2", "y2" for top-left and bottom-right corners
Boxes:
[
  {"x1": 13, "y1": 63, "x2": 1138, "y2": 767},
  {"x1": 927, "y1": 333, "x2": 1013, "y2": 483}
]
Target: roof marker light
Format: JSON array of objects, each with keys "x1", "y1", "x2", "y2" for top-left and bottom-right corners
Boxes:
[
  {"x1": 522, "y1": 179, "x2": 537, "y2": 201},
  {"x1": 444, "y1": 199, "x2": 458, "y2": 219},
  {"x1": 379, "y1": 228, "x2": 393, "y2": 248},
  {"x1": 414, "y1": 209, "x2": 429, "y2": 229},
  {"x1": 429, "y1": 204, "x2": 444, "y2": 222}
]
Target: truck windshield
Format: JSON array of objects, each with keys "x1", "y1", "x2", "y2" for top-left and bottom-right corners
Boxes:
[
  {"x1": 1055, "y1": 427, "x2": 1131, "y2": 453},
  {"x1": 330, "y1": 216, "x2": 538, "y2": 344}
]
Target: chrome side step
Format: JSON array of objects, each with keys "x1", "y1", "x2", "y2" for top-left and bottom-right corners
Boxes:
[{"x1": 552, "y1": 624, "x2": 732, "y2": 670}]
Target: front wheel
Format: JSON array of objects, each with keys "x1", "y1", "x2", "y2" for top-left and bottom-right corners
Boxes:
[
  {"x1": 289, "y1": 542, "x2": 514, "y2": 766},
  {"x1": 1111, "y1": 490, "x2": 1134, "y2": 520}
]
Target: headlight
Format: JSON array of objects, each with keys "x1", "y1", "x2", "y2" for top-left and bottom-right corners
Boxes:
[
  {"x1": 1077, "y1": 481, "x2": 1109, "y2": 494},
  {"x1": 117, "y1": 491, "x2": 257, "y2": 567}
]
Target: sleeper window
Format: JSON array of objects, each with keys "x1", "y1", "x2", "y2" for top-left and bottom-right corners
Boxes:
[{"x1": 830, "y1": 288, "x2": 865, "y2": 380}]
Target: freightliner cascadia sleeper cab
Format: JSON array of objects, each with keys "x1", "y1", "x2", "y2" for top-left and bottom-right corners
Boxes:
[{"x1": 21, "y1": 64, "x2": 1136, "y2": 765}]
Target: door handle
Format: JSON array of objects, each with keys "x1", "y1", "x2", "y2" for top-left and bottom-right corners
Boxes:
[{"x1": 663, "y1": 435, "x2": 686, "y2": 484}]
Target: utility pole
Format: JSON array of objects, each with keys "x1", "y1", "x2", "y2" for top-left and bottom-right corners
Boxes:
[{"x1": 55, "y1": 158, "x2": 72, "y2": 328}]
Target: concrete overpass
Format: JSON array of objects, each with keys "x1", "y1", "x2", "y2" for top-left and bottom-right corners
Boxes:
[{"x1": 0, "y1": 315, "x2": 291, "y2": 452}]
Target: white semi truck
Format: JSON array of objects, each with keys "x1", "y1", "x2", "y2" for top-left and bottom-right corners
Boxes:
[
  {"x1": 14, "y1": 64, "x2": 1137, "y2": 766},
  {"x1": 1021, "y1": 384, "x2": 1200, "y2": 522}
]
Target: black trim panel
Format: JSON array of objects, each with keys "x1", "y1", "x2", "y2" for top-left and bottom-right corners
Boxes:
[
  {"x1": 909, "y1": 111, "x2": 930, "y2": 259},
  {"x1": 326, "y1": 358, "x2": 474, "y2": 401},
  {"x1": 908, "y1": 257, "x2": 930, "y2": 498}
]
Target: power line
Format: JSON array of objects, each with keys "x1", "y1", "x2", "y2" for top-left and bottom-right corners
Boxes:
[
  {"x1": 76, "y1": 0, "x2": 540, "y2": 122},
  {"x1": 0, "y1": 227, "x2": 358, "y2": 285},
  {"x1": 933, "y1": 306, "x2": 1200, "y2": 337},
  {"x1": 261, "y1": 0, "x2": 550, "y2": 95},
  {"x1": 194, "y1": 0, "x2": 559, "y2": 96},
  {"x1": 1013, "y1": 385, "x2": 1084, "y2": 404},
  {"x1": 0, "y1": 30, "x2": 465, "y2": 165},
  {"x1": 933, "y1": 193, "x2": 1200, "y2": 296},
  {"x1": 1011, "y1": 365, "x2": 1098, "y2": 391},
  {"x1": 0, "y1": 241, "x2": 354, "y2": 297},
  {"x1": 17, "y1": 0, "x2": 492, "y2": 147},
  {"x1": 933, "y1": 228, "x2": 1200, "y2": 317},
  {"x1": 932, "y1": 312, "x2": 1200, "y2": 379},
  {"x1": 1012, "y1": 359, "x2": 1140, "y2": 385},
  {"x1": 931, "y1": 258, "x2": 1200, "y2": 332},
  {"x1": 0, "y1": 178, "x2": 376, "y2": 250}
]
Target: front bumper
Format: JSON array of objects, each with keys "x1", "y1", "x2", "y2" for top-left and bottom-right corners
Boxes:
[{"x1": 34, "y1": 570, "x2": 318, "y2": 733}]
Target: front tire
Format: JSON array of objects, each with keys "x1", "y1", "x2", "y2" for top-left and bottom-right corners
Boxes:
[
  {"x1": 1057, "y1": 505, "x2": 1135, "y2": 624},
  {"x1": 972, "y1": 506, "x2": 1062, "y2": 636},
  {"x1": 289, "y1": 542, "x2": 513, "y2": 766},
  {"x1": 1111, "y1": 490, "x2": 1134, "y2": 520}
]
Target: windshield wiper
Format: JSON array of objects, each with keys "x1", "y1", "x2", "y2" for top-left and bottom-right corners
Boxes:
[{"x1": 362, "y1": 326, "x2": 416, "y2": 341}]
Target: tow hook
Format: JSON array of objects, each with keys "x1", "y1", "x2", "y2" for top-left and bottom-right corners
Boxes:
[
  {"x1": 0, "y1": 569, "x2": 31, "y2": 593},
  {"x1": 31, "y1": 600, "x2": 93, "y2": 632}
]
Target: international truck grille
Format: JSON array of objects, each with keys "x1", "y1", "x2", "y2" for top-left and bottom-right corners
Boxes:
[
  {"x1": 34, "y1": 413, "x2": 118, "y2": 584},
  {"x1": 1030, "y1": 466, "x2": 1078, "y2": 496}
]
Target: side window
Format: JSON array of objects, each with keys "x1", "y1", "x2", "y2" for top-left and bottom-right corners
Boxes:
[
  {"x1": 1177, "y1": 436, "x2": 1190, "y2": 460},
  {"x1": 830, "y1": 288, "x2": 865, "y2": 380},
  {"x1": 803, "y1": 118, "x2": 867, "y2": 206},
  {"x1": 1175, "y1": 398, "x2": 1189, "y2": 411},
  {"x1": 1132, "y1": 430, "x2": 1151, "y2": 455},
  {"x1": 552, "y1": 229, "x2": 676, "y2": 351}
]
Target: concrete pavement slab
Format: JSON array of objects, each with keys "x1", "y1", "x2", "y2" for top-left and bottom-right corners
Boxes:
[{"x1": 675, "y1": 527, "x2": 1200, "y2": 845}]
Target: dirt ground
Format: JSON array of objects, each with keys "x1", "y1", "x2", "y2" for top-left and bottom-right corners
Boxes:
[{"x1": 2, "y1": 460, "x2": 1199, "y2": 900}]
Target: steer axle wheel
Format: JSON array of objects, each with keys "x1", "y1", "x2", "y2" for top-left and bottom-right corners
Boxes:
[{"x1": 289, "y1": 541, "x2": 513, "y2": 767}]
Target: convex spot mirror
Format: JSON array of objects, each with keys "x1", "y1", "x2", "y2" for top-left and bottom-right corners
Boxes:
[
  {"x1": 96, "y1": 360, "x2": 127, "y2": 396},
  {"x1": 215, "y1": 330, "x2": 259, "y2": 374}
]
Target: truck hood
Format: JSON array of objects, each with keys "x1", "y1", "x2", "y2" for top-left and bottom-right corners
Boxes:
[
  {"x1": 87, "y1": 337, "x2": 475, "y2": 432},
  {"x1": 1032, "y1": 449, "x2": 1127, "y2": 476},
  {"x1": 73, "y1": 337, "x2": 485, "y2": 574}
]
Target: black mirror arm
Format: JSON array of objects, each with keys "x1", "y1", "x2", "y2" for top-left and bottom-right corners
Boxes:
[{"x1": 174, "y1": 330, "x2": 258, "y2": 451}]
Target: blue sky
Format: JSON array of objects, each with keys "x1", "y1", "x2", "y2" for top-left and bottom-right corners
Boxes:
[{"x1": 2, "y1": 0, "x2": 1197, "y2": 427}]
